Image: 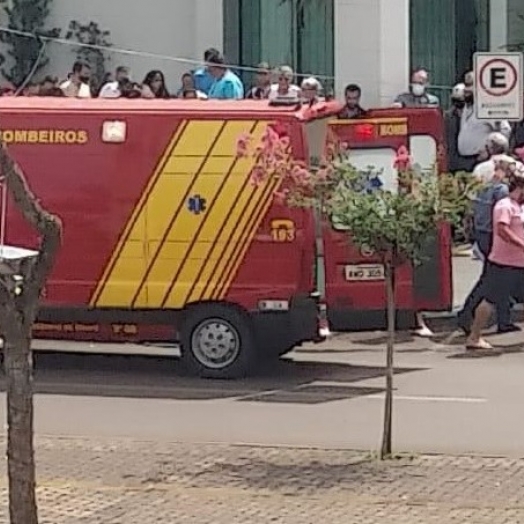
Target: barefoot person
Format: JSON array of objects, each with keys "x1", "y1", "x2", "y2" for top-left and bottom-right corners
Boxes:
[{"x1": 466, "y1": 169, "x2": 524, "y2": 352}]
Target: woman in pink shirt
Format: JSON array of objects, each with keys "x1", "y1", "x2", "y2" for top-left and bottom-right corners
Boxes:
[{"x1": 467, "y1": 170, "x2": 524, "y2": 353}]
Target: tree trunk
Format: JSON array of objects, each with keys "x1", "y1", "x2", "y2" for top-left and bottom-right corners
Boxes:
[
  {"x1": 4, "y1": 324, "x2": 38, "y2": 524},
  {"x1": 0, "y1": 144, "x2": 62, "y2": 524},
  {"x1": 380, "y1": 259, "x2": 395, "y2": 459}
]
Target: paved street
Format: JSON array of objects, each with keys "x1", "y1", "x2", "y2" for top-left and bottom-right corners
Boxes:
[
  {"x1": 0, "y1": 438, "x2": 523, "y2": 523},
  {"x1": 4, "y1": 255, "x2": 518, "y2": 458},
  {"x1": 7, "y1": 325, "x2": 523, "y2": 458},
  {"x1": 0, "y1": 255, "x2": 521, "y2": 521}
]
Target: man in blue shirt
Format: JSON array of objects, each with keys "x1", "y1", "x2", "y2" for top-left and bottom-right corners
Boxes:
[
  {"x1": 207, "y1": 53, "x2": 244, "y2": 100},
  {"x1": 192, "y1": 48, "x2": 219, "y2": 96}
]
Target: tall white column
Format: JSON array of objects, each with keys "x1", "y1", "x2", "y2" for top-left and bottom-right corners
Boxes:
[
  {"x1": 334, "y1": 0, "x2": 381, "y2": 106},
  {"x1": 334, "y1": 0, "x2": 410, "y2": 108},
  {"x1": 490, "y1": 0, "x2": 508, "y2": 51},
  {"x1": 378, "y1": 0, "x2": 410, "y2": 106},
  {"x1": 195, "y1": 0, "x2": 223, "y2": 59}
]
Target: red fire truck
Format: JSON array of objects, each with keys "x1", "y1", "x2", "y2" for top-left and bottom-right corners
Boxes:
[
  {"x1": 0, "y1": 99, "x2": 452, "y2": 378},
  {"x1": 0, "y1": 98, "x2": 337, "y2": 378}
]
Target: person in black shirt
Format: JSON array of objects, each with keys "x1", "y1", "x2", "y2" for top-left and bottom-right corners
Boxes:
[{"x1": 338, "y1": 84, "x2": 366, "y2": 119}]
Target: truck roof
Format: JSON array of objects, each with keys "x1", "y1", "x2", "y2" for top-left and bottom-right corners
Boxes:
[{"x1": 0, "y1": 97, "x2": 343, "y2": 121}]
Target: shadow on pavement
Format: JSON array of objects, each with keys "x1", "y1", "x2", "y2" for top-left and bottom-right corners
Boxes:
[
  {"x1": 447, "y1": 342, "x2": 524, "y2": 359},
  {"x1": 0, "y1": 352, "x2": 426, "y2": 404}
]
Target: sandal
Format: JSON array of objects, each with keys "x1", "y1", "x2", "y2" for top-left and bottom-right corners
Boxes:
[{"x1": 465, "y1": 339, "x2": 501, "y2": 356}]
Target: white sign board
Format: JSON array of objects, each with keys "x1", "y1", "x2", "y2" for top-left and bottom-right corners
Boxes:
[{"x1": 474, "y1": 52, "x2": 523, "y2": 121}]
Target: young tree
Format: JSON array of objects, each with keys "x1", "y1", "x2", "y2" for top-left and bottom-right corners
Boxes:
[
  {"x1": 0, "y1": 144, "x2": 62, "y2": 524},
  {"x1": 239, "y1": 128, "x2": 475, "y2": 459},
  {"x1": 330, "y1": 146, "x2": 478, "y2": 458}
]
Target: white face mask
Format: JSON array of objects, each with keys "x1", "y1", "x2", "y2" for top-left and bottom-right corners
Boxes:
[{"x1": 411, "y1": 83, "x2": 425, "y2": 97}]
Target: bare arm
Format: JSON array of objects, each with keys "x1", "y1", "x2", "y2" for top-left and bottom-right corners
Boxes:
[{"x1": 497, "y1": 222, "x2": 524, "y2": 250}]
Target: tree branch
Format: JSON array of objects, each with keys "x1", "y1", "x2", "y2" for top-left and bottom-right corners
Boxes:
[{"x1": 0, "y1": 144, "x2": 62, "y2": 310}]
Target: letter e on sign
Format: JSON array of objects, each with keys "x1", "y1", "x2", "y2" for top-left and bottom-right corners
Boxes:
[{"x1": 474, "y1": 52, "x2": 523, "y2": 121}]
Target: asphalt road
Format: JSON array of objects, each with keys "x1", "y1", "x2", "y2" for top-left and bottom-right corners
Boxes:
[
  {"x1": 1, "y1": 254, "x2": 522, "y2": 457},
  {"x1": 0, "y1": 325, "x2": 522, "y2": 457}
]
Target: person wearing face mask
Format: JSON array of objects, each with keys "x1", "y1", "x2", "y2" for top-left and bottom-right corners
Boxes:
[
  {"x1": 445, "y1": 83, "x2": 472, "y2": 173},
  {"x1": 457, "y1": 71, "x2": 512, "y2": 172},
  {"x1": 465, "y1": 167, "x2": 524, "y2": 353},
  {"x1": 60, "y1": 60, "x2": 92, "y2": 98},
  {"x1": 393, "y1": 68, "x2": 439, "y2": 108}
]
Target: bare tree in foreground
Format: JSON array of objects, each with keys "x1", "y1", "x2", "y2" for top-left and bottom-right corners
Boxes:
[{"x1": 0, "y1": 144, "x2": 62, "y2": 524}]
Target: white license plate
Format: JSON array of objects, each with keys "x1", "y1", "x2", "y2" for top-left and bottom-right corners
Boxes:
[{"x1": 344, "y1": 264, "x2": 385, "y2": 281}]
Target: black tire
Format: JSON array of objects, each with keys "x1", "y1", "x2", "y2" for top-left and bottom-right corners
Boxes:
[{"x1": 180, "y1": 304, "x2": 257, "y2": 379}]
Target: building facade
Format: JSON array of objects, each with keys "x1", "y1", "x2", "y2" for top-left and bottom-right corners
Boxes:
[
  {"x1": 1, "y1": 0, "x2": 522, "y2": 105},
  {"x1": 0, "y1": 0, "x2": 224, "y2": 92}
]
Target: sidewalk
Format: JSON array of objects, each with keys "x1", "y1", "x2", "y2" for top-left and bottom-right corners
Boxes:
[{"x1": 1, "y1": 437, "x2": 523, "y2": 523}]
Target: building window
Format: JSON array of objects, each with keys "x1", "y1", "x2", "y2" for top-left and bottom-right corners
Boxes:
[
  {"x1": 410, "y1": 0, "x2": 489, "y2": 102},
  {"x1": 225, "y1": 0, "x2": 334, "y2": 91}
]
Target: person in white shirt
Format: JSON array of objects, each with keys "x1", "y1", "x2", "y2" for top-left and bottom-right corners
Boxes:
[
  {"x1": 268, "y1": 65, "x2": 301, "y2": 101},
  {"x1": 99, "y1": 66, "x2": 130, "y2": 99},
  {"x1": 300, "y1": 77, "x2": 324, "y2": 104},
  {"x1": 457, "y1": 71, "x2": 511, "y2": 172},
  {"x1": 60, "y1": 60, "x2": 92, "y2": 98}
]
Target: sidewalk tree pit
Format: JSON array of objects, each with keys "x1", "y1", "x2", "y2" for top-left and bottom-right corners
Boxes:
[{"x1": 238, "y1": 126, "x2": 474, "y2": 458}]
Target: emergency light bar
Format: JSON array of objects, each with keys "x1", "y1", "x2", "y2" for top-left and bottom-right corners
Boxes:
[
  {"x1": 354, "y1": 123, "x2": 375, "y2": 140},
  {"x1": 102, "y1": 121, "x2": 127, "y2": 143}
]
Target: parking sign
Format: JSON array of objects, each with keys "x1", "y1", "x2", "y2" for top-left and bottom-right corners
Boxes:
[{"x1": 474, "y1": 52, "x2": 523, "y2": 121}]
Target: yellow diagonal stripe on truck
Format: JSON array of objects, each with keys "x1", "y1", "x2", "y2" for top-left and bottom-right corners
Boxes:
[
  {"x1": 184, "y1": 120, "x2": 268, "y2": 304},
  {"x1": 94, "y1": 120, "x2": 225, "y2": 308},
  {"x1": 131, "y1": 120, "x2": 228, "y2": 307},
  {"x1": 214, "y1": 176, "x2": 281, "y2": 301},
  {"x1": 162, "y1": 121, "x2": 265, "y2": 308},
  {"x1": 90, "y1": 121, "x2": 187, "y2": 308},
  {"x1": 145, "y1": 120, "x2": 258, "y2": 309}
]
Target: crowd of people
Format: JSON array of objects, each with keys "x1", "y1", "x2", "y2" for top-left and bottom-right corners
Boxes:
[
  {"x1": 0, "y1": 48, "x2": 329, "y2": 104},
  {"x1": 2, "y1": 46, "x2": 524, "y2": 350},
  {"x1": 1, "y1": 47, "x2": 524, "y2": 157}
]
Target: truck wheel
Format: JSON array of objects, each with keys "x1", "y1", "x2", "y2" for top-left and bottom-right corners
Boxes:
[{"x1": 180, "y1": 305, "x2": 257, "y2": 379}]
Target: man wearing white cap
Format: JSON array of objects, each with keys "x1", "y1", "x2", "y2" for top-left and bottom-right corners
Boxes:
[
  {"x1": 457, "y1": 71, "x2": 511, "y2": 172},
  {"x1": 445, "y1": 83, "x2": 470, "y2": 173}
]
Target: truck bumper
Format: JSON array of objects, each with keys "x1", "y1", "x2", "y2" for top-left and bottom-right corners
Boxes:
[{"x1": 251, "y1": 294, "x2": 324, "y2": 354}]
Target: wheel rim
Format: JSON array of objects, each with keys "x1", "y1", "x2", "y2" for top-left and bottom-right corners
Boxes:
[{"x1": 190, "y1": 317, "x2": 241, "y2": 370}]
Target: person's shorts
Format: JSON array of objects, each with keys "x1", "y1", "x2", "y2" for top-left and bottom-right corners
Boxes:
[{"x1": 482, "y1": 261, "x2": 524, "y2": 305}]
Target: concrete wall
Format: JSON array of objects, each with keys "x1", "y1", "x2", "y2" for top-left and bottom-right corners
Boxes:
[
  {"x1": 507, "y1": 0, "x2": 524, "y2": 50},
  {"x1": 1, "y1": 0, "x2": 223, "y2": 91},
  {"x1": 334, "y1": 0, "x2": 410, "y2": 107}
]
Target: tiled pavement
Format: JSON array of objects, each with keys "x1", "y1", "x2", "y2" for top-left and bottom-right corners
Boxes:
[{"x1": 0, "y1": 437, "x2": 523, "y2": 523}]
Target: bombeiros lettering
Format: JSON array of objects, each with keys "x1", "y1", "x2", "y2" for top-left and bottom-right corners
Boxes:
[
  {"x1": 0, "y1": 129, "x2": 89, "y2": 145},
  {"x1": 379, "y1": 124, "x2": 407, "y2": 136}
]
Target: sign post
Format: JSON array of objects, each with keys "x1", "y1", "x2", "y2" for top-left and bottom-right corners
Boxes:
[{"x1": 474, "y1": 52, "x2": 523, "y2": 121}]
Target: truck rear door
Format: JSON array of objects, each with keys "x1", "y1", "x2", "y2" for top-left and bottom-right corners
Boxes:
[{"x1": 325, "y1": 109, "x2": 452, "y2": 331}]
